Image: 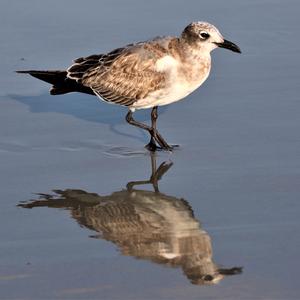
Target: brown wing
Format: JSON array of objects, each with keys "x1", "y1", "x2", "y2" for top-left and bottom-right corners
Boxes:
[
  {"x1": 67, "y1": 54, "x2": 105, "y2": 81},
  {"x1": 80, "y1": 43, "x2": 167, "y2": 107},
  {"x1": 66, "y1": 47, "x2": 128, "y2": 82}
]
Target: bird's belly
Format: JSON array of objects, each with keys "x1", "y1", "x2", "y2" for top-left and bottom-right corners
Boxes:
[{"x1": 131, "y1": 72, "x2": 209, "y2": 110}]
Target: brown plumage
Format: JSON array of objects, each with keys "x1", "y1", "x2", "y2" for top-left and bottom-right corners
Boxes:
[{"x1": 67, "y1": 39, "x2": 173, "y2": 107}]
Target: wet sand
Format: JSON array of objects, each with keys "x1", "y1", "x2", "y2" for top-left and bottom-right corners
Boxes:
[{"x1": 1, "y1": 0, "x2": 300, "y2": 299}]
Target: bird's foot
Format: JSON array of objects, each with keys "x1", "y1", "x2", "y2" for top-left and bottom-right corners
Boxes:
[
  {"x1": 162, "y1": 144, "x2": 179, "y2": 152},
  {"x1": 145, "y1": 142, "x2": 179, "y2": 152},
  {"x1": 145, "y1": 141, "x2": 158, "y2": 152}
]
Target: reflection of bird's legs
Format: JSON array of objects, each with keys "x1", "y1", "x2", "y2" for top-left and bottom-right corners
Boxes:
[
  {"x1": 150, "y1": 152, "x2": 159, "y2": 192},
  {"x1": 126, "y1": 153, "x2": 173, "y2": 192}
]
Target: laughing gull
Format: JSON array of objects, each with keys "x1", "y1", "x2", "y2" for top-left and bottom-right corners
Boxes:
[{"x1": 17, "y1": 21, "x2": 241, "y2": 151}]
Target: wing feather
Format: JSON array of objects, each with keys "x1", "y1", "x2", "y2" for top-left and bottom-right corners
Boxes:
[
  {"x1": 81, "y1": 42, "x2": 168, "y2": 107},
  {"x1": 67, "y1": 54, "x2": 105, "y2": 81},
  {"x1": 66, "y1": 38, "x2": 177, "y2": 107}
]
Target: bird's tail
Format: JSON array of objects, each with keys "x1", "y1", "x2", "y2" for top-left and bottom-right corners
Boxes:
[
  {"x1": 16, "y1": 70, "x2": 94, "y2": 95},
  {"x1": 16, "y1": 70, "x2": 67, "y2": 86}
]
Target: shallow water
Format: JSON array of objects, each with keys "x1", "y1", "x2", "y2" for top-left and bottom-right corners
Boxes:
[{"x1": 1, "y1": 0, "x2": 300, "y2": 299}]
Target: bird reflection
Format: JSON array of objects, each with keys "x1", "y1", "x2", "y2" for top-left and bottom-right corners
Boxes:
[{"x1": 18, "y1": 154, "x2": 242, "y2": 285}]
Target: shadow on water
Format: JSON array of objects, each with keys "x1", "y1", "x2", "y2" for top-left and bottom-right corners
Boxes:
[
  {"x1": 18, "y1": 154, "x2": 242, "y2": 285},
  {"x1": 10, "y1": 93, "x2": 168, "y2": 143}
]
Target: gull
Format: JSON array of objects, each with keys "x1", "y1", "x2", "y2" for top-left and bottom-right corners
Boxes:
[{"x1": 17, "y1": 21, "x2": 241, "y2": 151}]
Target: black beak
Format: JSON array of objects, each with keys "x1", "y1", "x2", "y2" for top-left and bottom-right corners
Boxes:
[{"x1": 215, "y1": 39, "x2": 241, "y2": 53}]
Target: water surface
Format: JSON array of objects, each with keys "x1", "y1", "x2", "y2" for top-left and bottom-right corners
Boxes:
[{"x1": 1, "y1": 0, "x2": 300, "y2": 299}]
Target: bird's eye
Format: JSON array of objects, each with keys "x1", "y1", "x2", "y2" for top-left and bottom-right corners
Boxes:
[{"x1": 199, "y1": 31, "x2": 210, "y2": 40}]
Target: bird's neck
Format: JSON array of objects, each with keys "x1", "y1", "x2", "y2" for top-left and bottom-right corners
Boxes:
[
  {"x1": 178, "y1": 37, "x2": 212, "y2": 63},
  {"x1": 174, "y1": 38, "x2": 212, "y2": 84}
]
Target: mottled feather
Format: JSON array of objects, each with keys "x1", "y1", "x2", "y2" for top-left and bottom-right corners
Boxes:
[
  {"x1": 67, "y1": 54, "x2": 105, "y2": 81},
  {"x1": 67, "y1": 39, "x2": 177, "y2": 106}
]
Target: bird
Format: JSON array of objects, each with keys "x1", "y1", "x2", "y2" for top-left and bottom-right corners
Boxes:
[{"x1": 17, "y1": 21, "x2": 241, "y2": 151}]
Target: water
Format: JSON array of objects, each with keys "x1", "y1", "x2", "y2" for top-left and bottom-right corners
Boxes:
[{"x1": 1, "y1": 0, "x2": 300, "y2": 299}]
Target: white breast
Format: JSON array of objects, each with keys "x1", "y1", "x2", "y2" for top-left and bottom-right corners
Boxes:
[
  {"x1": 155, "y1": 56, "x2": 179, "y2": 72},
  {"x1": 132, "y1": 55, "x2": 211, "y2": 110}
]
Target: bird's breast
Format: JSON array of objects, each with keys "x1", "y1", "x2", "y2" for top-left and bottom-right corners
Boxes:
[
  {"x1": 154, "y1": 58, "x2": 211, "y2": 104},
  {"x1": 178, "y1": 56, "x2": 211, "y2": 88},
  {"x1": 131, "y1": 55, "x2": 211, "y2": 109}
]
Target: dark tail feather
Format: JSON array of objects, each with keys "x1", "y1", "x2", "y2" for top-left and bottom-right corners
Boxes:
[
  {"x1": 16, "y1": 70, "x2": 67, "y2": 85},
  {"x1": 16, "y1": 70, "x2": 95, "y2": 96}
]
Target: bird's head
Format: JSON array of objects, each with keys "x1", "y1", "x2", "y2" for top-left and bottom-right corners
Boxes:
[{"x1": 181, "y1": 21, "x2": 241, "y2": 54}]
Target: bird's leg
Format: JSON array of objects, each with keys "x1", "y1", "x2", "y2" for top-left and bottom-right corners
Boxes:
[
  {"x1": 148, "y1": 107, "x2": 176, "y2": 151},
  {"x1": 146, "y1": 106, "x2": 174, "y2": 151},
  {"x1": 125, "y1": 109, "x2": 172, "y2": 151},
  {"x1": 145, "y1": 107, "x2": 159, "y2": 151}
]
